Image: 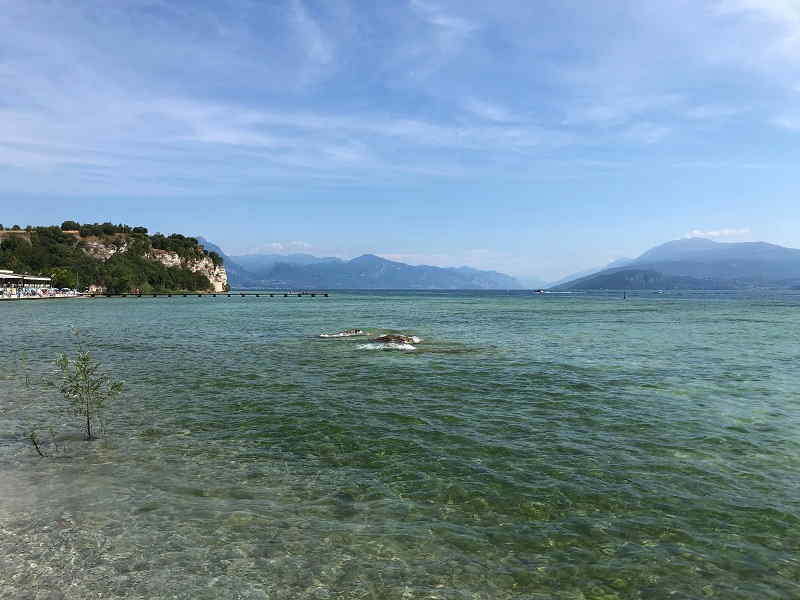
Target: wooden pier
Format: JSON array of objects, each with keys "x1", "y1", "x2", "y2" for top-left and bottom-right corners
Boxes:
[
  {"x1": 89, "y1": 292, "x2": 329, "y2": 298},
  {"x1": 1, "y1": 292, "x2": 328, "y2": 301}
]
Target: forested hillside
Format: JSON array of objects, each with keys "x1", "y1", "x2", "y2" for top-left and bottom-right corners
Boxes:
[{"x1": 0, "y1": 222, "x2": 225, "y2": 293}]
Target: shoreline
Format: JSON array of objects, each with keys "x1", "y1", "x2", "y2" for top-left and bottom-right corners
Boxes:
[
  {"x1": 0, "y1": 295, "x2": 87, "y2": 302},
  {"x1": 1, "y1": 291, "x2": 329, "y2": 301}
]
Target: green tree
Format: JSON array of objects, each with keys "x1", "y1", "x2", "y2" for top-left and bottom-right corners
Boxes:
[
  {"x1": 61, "y1": 220, "x2": 81, "y2": 231},
  {"x1": 208, "y1": 251, "x2": 223, "y2": 266},
  {"x1": 56, "y1": 351, "x2": 123, "y2": 441},
  {"x1": 51, "y1": 267, "x2": 78, "y2": 289}
]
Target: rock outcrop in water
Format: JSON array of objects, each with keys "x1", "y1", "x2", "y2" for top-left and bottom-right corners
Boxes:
[
  {"x1": 370, "y1": 334, "x2": 422, "y2": 344},
  {"x1": 353, "y1": 333, "x2": 424, "y2": 351},
  {"x1": 319, "y1": 329, "x2": 366, "y2": 338}
]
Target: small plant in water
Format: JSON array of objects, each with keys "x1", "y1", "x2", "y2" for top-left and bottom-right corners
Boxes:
[
  {"x1": 56, "y1": 351, "x2": 123, "y2": 441},
  {"x1": 29, "y1": 430, "x2": 47, "y2": 457}
]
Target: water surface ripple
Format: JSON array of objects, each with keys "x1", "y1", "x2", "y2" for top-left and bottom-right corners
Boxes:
[{"x1": 1, "y1": 291, "x2": 799, "y2": 599}]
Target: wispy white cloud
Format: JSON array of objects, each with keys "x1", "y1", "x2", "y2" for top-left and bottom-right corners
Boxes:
[
  {"x1": 714, "y1": 0, "x2": 800, "y2": 61},
  {"x1": 684, "y1": 104, "x2": 743, "y2": 120},
  {"x1": 410, "y1": 0, "x2": 476, "y2": 47},
  {"x1": 549, "y1": 0, "x2": 800, "y2": 147},
  {"x1": 401, "y1": 0, "x2": 478, "y2": 79},
  {"x1": 771, "y1": 114, "x2": 800, "y2": 130},
  {"x1": 567, "y1": 94, "x2": 684, "y2": 126},
  {"x1": 243, "y1": 241, "x2": 314, "y2": 254},
  {"x1": 621, "y1": 123, "x2": 672, "y2": 144},
  {"x1": 685, "y1": 227, "x2": 751, "y2": 238},
  {"x1": 462, "y1": 98, "x2": 514, "y2": 122},
  {"x1": 2, "y1": 0, "x2": 799, "y2": 199},
  {"x1": 671, "y1": 160, "x2": 774, "y2": 169},
  {"x1": 0, "y1": 1, "x2": 574, "y2": 187},
  {"x1": 291, "y1": 0, "x2": 334, "y2": 66},
  {"x1": 0, "y1": 76, "x2": 577, "y2": 183}
]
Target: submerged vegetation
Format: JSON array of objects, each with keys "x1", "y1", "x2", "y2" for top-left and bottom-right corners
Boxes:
[{"x1": 0, "y1": 221, "x2": 223, "y2": 293}]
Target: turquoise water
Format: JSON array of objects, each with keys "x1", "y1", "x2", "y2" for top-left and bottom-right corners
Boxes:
[{"x1": 1, "y1": 291, "x2": 799, "y2": 599}]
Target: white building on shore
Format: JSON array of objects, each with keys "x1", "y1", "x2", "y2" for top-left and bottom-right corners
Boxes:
[{"x1": 0, "y1": 269, "x2": 53, "y2": 297}]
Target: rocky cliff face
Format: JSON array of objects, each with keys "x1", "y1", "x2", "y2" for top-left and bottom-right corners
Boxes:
[
  {"x1": 84, "y1": 238, "x2": 129, "y2": 260},
  {"x1": 147, "y1": 249, "x2": 228, "y2": 292},
  {"x1": 82, "y1": 237, "x2": 228, "y2": 292}
]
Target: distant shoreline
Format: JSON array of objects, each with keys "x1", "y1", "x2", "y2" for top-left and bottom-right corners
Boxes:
[
  {"x1": 1, "y1": 291, "x2": 329, "y2": 301},
  {"x1": 0, "y1": 295, "x2": 88, "y2": 302}
]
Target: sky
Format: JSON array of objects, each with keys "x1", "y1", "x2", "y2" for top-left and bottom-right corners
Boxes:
[{"x1": 2, "y1": 0, "x2": 800, "y2": 281}]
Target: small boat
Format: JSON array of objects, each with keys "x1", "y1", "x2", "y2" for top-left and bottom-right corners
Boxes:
[{"x1": 533, "y1": 289, "x2": 546, "y2": 294}]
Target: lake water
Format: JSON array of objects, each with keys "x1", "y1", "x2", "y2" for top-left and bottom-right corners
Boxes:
[{"x1": 1, "y1": 291, "x2": 799, "y2": 599}]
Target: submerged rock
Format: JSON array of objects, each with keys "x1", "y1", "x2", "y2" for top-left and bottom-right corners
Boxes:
[{"x1": 319, "y1": 329, "x2": 366, "y2": 338}]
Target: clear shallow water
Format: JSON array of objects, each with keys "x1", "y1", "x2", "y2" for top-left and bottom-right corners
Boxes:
[{"x1": 1, "y1": 291, "x2": 800, "y2": 599}]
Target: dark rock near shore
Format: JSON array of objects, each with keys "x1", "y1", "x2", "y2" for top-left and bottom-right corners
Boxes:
[{"x1": 370, "y1": 334, "x2": 420, "y2": 344}]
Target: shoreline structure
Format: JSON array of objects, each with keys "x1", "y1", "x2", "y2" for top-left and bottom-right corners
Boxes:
[
  {"x1": 1, "y1": 290, "x2": 330, "y2": 301},
  {"x1": 0, "y1": 268, "x2": 60, "y2": 300}
]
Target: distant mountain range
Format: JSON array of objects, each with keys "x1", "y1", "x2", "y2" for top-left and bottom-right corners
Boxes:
[
  {"x1": 547, "y1": 257, "x2": 634, "y2": 288},
  {"x1": 553, "y1": 238, "x2": 800, "y2": 290},
  {"x1": 197, "y1": 238, "x2": 523, "y2": 289}
]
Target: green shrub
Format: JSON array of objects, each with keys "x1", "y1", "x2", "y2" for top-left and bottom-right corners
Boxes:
[{"x1": 56, "y1": 351, "x2": 123, "y2": 441}]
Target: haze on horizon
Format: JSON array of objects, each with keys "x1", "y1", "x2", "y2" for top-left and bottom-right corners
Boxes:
[{"x1": 2, "y1": 1, "x2": 800, "y2": 281}]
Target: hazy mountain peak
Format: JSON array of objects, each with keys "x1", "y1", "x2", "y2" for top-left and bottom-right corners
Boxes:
[
  {"x1": 637, "y1": 237, "x2": 719, "y2": 262},
  {"x1": 547, "y1": 257, "x2": 634, "y2": 288},
  {"x1": 555, "y1": 237, "x2": 800, "y2": 290},
  {"x1": 350, "y1": 253, "x2": 386, "y2": 263}
]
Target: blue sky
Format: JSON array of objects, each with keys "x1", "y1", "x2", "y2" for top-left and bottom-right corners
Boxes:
[{"x1": 2, "y1": 0, "x2": 800, "y2": 281}]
